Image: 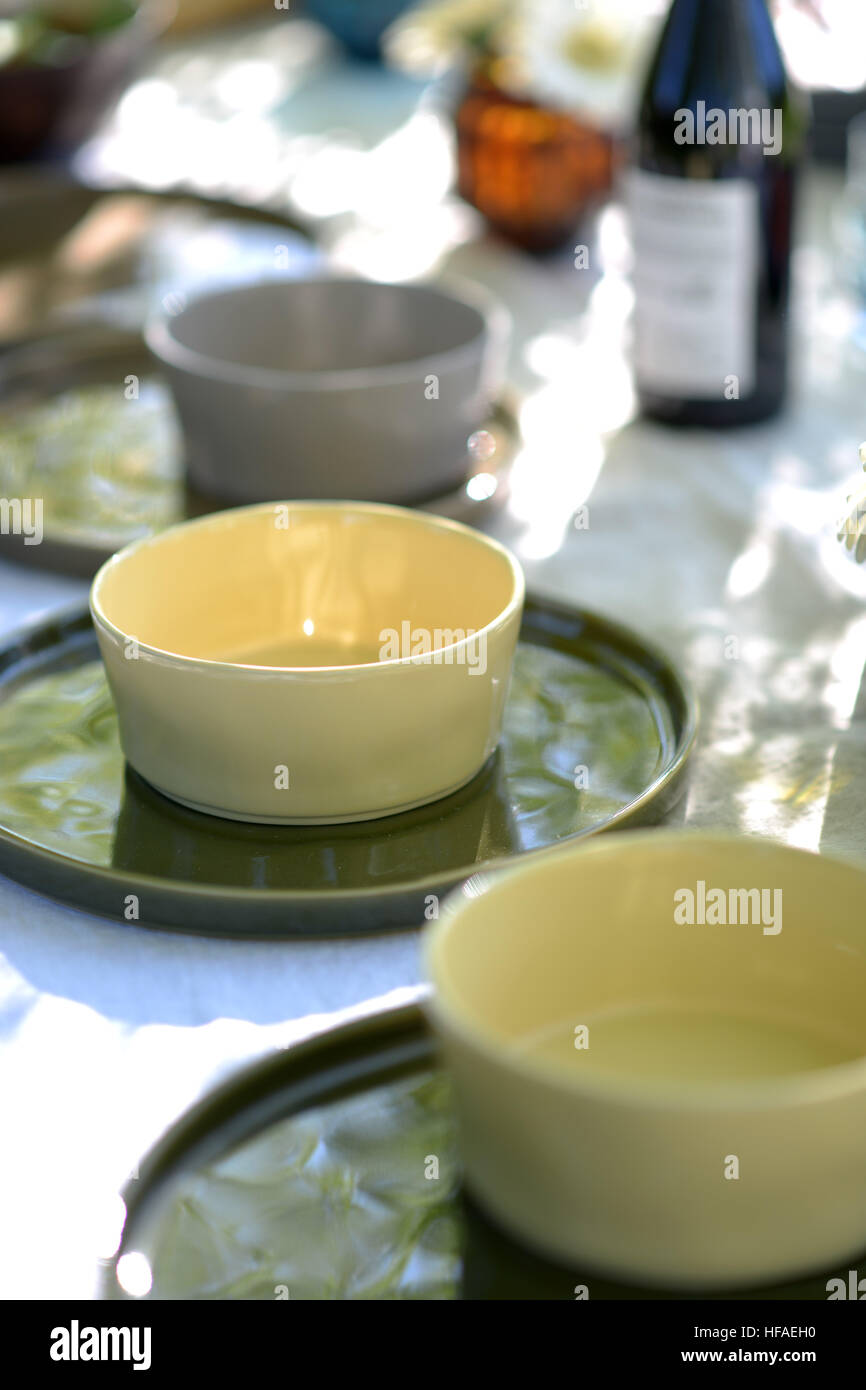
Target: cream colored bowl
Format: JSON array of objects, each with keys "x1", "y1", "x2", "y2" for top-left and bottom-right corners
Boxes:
[
  {"x1": 425, "y1": 831, "x2": 866, "y2": 1289},
  {"x1": 90, "y1": 501, "x2": 524, "y2": 824}
]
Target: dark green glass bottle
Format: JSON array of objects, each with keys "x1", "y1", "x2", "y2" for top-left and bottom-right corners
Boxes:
[{"x1": 628, "y1": 0, "x2": 807, "y2": 427}]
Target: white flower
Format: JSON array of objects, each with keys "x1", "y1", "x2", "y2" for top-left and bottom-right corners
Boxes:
[
  {"x1": 510, "y1": 0, "x2": 663, "y2": 131},
  {"x1": 385, "y1": 0, "x2": 662, "y2": 132},
  {"x1": 384, "y1": 0, "x2": 515, "y2": 76}
]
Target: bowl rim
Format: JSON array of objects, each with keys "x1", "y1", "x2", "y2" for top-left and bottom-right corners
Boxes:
[
  {"x1": 89, "y1": 497, "x2": 526, "y2": 674},
  {"x1": 424, "y1": 828, "x2": 866, "y2": 1111},
  {"x1": 143, "y1": 274, "x2": 510, "y2": 392}
]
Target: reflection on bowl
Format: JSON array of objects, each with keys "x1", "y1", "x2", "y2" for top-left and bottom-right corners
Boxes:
[{"x1": 112, "y1": 748, "x2": 518, "y2": 894}]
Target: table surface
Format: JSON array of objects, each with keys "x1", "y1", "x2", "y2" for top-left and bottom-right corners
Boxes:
[{"x1": 3, "y1": 17, "x2": 866, "y2": 1298}]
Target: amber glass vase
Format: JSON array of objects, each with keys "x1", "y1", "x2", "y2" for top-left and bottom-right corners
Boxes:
[{"x1": 454, "y1": 61, "x2": 616, "y2": 254}]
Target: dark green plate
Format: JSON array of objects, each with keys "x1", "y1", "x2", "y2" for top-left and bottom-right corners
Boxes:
[
  {"x1": 0, "y1": 332, "x2": 517, "y2": 579},
  {"x1": 105, "y1": 999, "x2": 862, "y2": 1300},
  {"x1": 0, "y1": 177, "x2": 514, "y2": 577},
  {"x1": 0, "y1": 596, "x2": 696, "y2": 937}
]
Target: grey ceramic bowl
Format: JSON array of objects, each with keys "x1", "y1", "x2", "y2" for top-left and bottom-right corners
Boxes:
[{"x1": 145, "y1": 276, "x2": 510, "y2": 505}]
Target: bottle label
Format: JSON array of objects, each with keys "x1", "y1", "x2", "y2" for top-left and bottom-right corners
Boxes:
[{"x1": 626, "y1": 169, "x2": 759, "y2": 400}]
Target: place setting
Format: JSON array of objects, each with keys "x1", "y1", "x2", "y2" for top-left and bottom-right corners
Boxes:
[
  {"x1": 3, "y1": 0, "x2": 866, "y2": 1337},
  {"x1": 0, "y1": 223, "x2": 695, "y2": 937},
  {"x1": 0, "y1": 189, "x2": 520, "y2": 577},
  {"x1": 0, "y1": 507, "x2": 694, "y2": 934},
  {"x1": 106, "y1": 832, "x2": 866, "y2": 1301}
]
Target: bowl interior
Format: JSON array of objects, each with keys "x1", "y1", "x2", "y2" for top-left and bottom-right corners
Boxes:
[
  {"x1": 430, "y1": 836, "x2": 866, "y2": 1089},
  {"x1": 92, "y1": 504, "x2": 519, "y2": 668},
  {"x1": 162, "y1": 281, "x2": 487, "y2": 375}
]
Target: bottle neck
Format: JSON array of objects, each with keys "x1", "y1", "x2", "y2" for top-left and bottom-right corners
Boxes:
[{"x1": 652, "y1": 0, "x2": 788, "y2": 112}]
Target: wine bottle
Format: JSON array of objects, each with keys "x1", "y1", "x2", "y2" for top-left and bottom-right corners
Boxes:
[{"x1": 627, "y1": 0, "x2": 807, "y2": 427}]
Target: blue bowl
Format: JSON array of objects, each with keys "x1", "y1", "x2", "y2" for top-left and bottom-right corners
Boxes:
[{"x1": 305, "y1": 0, "x2": 415, "y2": 60}]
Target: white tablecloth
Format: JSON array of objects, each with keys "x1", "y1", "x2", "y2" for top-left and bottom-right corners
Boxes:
[{"x1": 2, "y1": 68, "x2": 866, "y2": 1297}]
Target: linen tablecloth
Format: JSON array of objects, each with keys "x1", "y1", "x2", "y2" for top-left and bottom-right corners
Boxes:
[{"x1": 1, "y1": 32, "x2": 865, "y2": 1295}]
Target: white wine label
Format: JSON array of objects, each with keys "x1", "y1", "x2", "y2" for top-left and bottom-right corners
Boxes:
[{"x1": 625, "y1": 169, "x2": 759, "y2": 399}]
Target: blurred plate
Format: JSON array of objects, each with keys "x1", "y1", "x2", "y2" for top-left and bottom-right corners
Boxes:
[
  {"x1": 105, "y1": 999, "x2": 864, "y2": 1300},
  {"x1": 0, "y1": 329, "x2": 517, "y2": 577},
  {"x1": 0, "y1": 170, "x2": 320, "y2": 349},
  {"x1": 0, "y1": 597, "x2": 695, "y2": 937}
]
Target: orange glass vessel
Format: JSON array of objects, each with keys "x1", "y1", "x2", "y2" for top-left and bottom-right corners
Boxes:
[{"x1": 455, "y1": 62, "x2": 616, "y2": 253}]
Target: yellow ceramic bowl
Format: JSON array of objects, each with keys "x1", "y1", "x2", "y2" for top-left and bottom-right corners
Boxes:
[
  {"x1": 90, "y1": 501, "x2": 524, "y2": 824},
  {"x1": 425, "y1": 831, "x2": 866, "y2": 1289}
]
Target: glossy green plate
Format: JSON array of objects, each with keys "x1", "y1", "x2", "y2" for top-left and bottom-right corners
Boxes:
[
  {"x1": 0, "y1": 333, "x2": 517, "y2": 579},
  {"x1": 0, "y1": 178, "x2": 514, "y2": 577},
  {"x1": 105, "y1": 999, "x2": 861, "y2": 1301},
  {"x1": 0, "y1": 596, "x2": 696, "y2": 937}
]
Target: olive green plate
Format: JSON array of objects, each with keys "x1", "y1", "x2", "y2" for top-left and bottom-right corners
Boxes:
[
  {"x1": 0, "y1": 596, "x2": 696, "y2": 937},
  {"x1": 0, "y1": 332, "x2": 517, "y2": 579},
  {"x1": 105, "y1": 999, "x2": 861, "y2": 1301}
]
